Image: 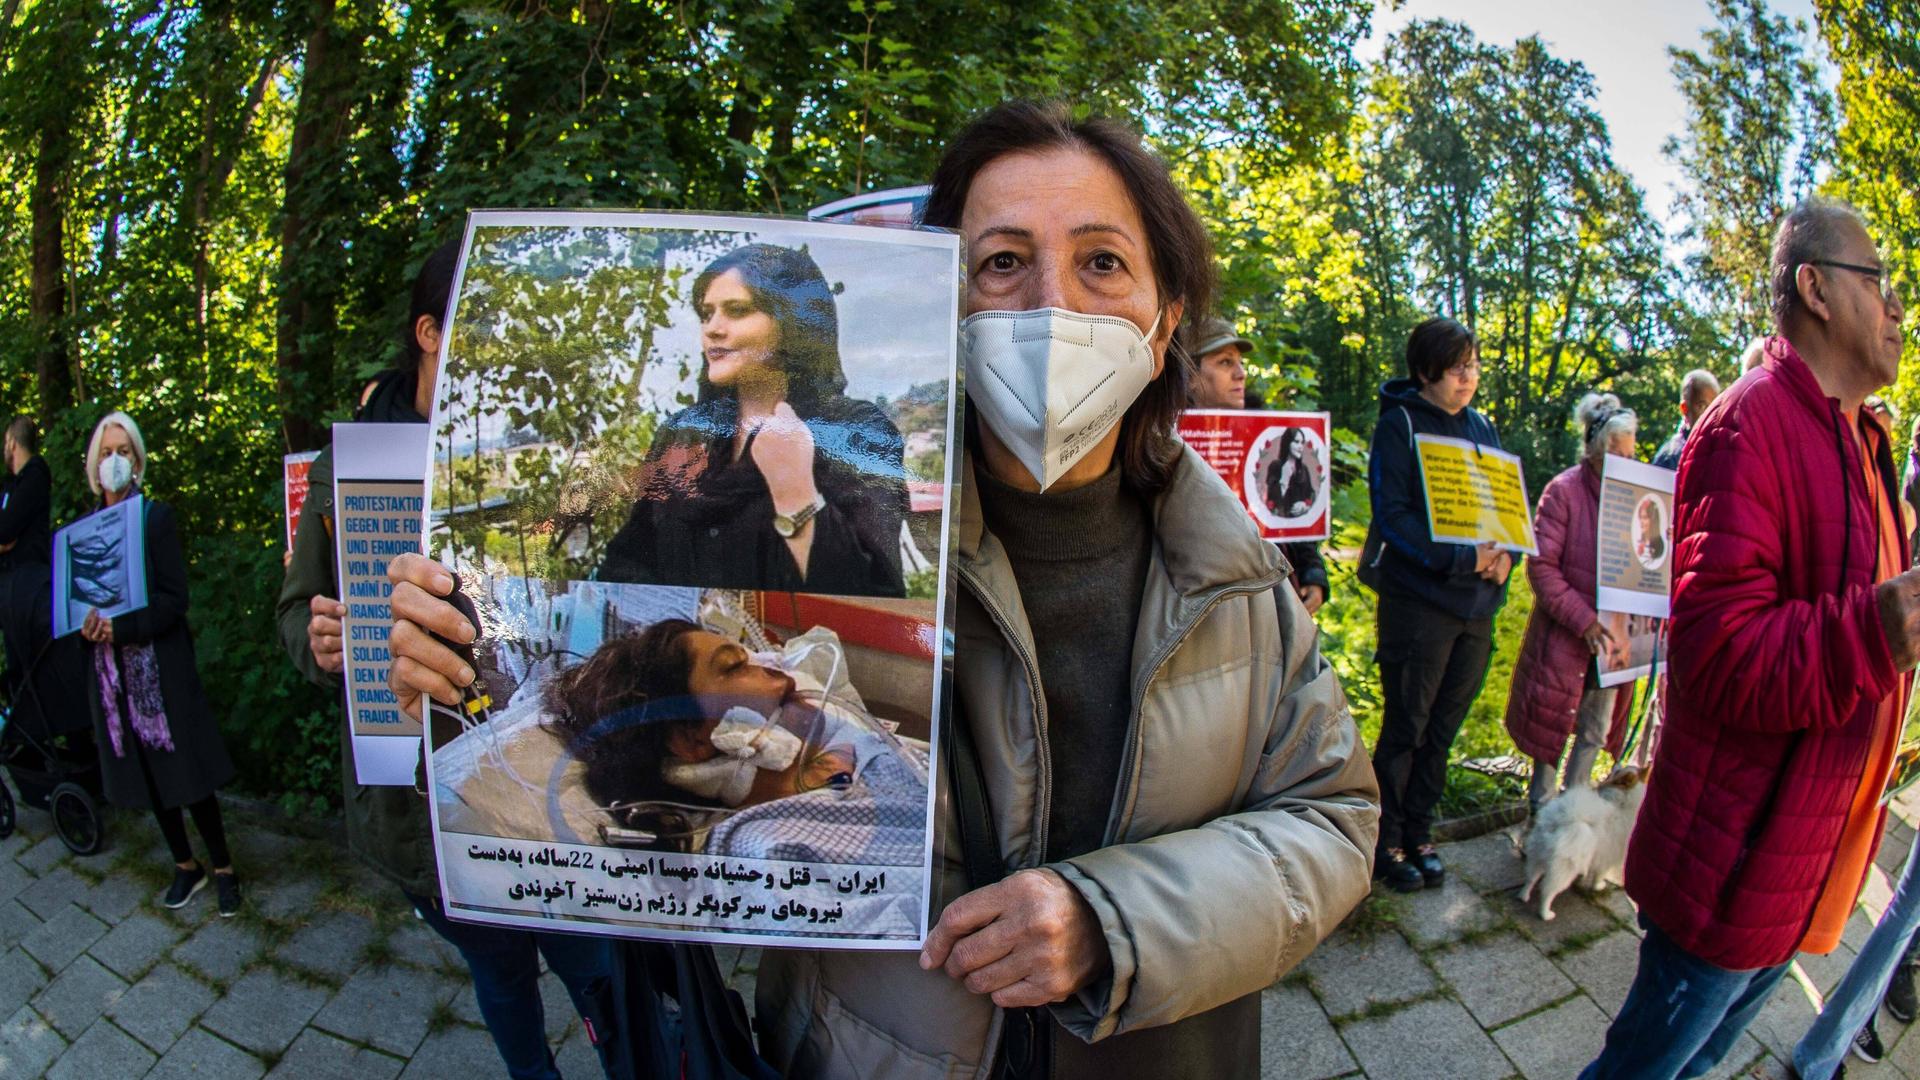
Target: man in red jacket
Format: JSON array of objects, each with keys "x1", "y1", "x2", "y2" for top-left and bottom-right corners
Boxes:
[{"x1": 1583, "y1": 198, "x2": 1918, "y2": 1079}]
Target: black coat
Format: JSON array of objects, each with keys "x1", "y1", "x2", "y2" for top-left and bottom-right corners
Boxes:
[
  {"x1": 0, "y1": 455, "x2": 52, "y2": 571},
  {"x1": 599, "y1": 395, "x2": 908, "y2": 596},
  {"x1": 85, "y1": 495, "x2": 234, "y2": 811}
]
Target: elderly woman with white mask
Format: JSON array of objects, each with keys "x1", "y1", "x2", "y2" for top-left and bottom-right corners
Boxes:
[
  {"x1": 79, "y1": 412, "x2": 241, "y2": 915},
  {"x1": 383, "y1": 101, "x2": 1377, "y2": 1079}
]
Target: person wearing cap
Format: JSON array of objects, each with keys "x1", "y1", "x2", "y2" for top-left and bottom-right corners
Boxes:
[{"x1": 1183, "y1": 315, "x2": 1330, "y2": 615}]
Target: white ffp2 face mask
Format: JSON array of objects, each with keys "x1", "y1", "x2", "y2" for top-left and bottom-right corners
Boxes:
[
  {"x1": 961, "y1": 307, "x2": 1163, "y2": 491},
  {"x1": 98, "y1": 454, "x2": 134, "y2": 494}
]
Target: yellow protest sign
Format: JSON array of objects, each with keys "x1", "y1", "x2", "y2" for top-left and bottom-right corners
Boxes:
[{"x1": 1413, "y1": 434, "x2": 1537, "y2": 554}]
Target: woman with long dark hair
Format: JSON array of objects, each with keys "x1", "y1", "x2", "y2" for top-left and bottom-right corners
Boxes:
[{"x1": 598, "y1": 243, "x2": 908, "y2": 596}]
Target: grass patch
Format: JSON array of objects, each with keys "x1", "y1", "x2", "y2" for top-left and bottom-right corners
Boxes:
[
  {"x1": 427, "y1": 998, "x2": 462, "y2": 1035},
  {"x1": 1542, "y1": 926, "x2": 1616, "y2": 960},
  {"x1": 1329, "y1": 986, "x2": 1454, "y2": 1027},
  {"x1": 361, "y1": 931, "x2": 397, "y2": 971},
  {"x1": 1340, "y1": 889, "x2": 1408, "y2": 941}
]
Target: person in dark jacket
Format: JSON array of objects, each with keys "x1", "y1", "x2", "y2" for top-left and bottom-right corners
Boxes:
[
  {"x1": 1650, "y1": 369, "x2": 1721, "y2": 472},
  {"x1": 0, "y1": 416, "x2": 51, "y2": 571},
  {"x1": 1181, "y1": 315, "x2": 1331, "y2": 615},
  {"x1": 77, "y1": 412, "x2": 242, "y2": 916},
  {"x1": 275, "y1": 240, "x2": 617, "y2": 1080},
  {"x1": 1365, "y1": 316, "x2": 1514, "y2": 892},
  {"x1": 598, "y1": 242, "x2": 908, "y2": 596}
]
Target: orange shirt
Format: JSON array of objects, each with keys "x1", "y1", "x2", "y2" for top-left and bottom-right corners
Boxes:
[{"x1": 1802, "y1": 418, "x2": 1908, "y2": 953}]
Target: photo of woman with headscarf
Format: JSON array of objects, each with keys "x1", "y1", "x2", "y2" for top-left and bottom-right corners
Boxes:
[
  {"x1": 597, "y1": 243, "x2": 909, "y2": 597},
  {"x1": 1264, "y1": 426, "x2": 1321, "y2": 521},
  {"x1": 1633, "y1": 495, "x2": 1668, "y2": 570}
]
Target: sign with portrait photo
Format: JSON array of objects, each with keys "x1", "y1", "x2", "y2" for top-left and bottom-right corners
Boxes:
[
  {"x1": 1595, "y1": 609, "x2": 1666, "y2": 689},
  {"x1": 1180, "y1": 410, "x2": 1331, "y2": 542},
  {"x1": 283, "y1": 450, "x2": 321, "y2": 550},
  {"x1": 52, "y1": 495, "x2": 149, "y2": 638},
  {"x1": 1596, "y1": 454, "x2": 1675, "y2": 619},
  {"x1": 1412, "y1": 433, "x2": 1538, "y2": 554},
  {"x1": 421, "y1": 210, "x2": 961, "y2": 950}
]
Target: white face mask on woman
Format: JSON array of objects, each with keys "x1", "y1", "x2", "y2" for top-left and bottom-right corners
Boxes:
[
  {"x1": 98, "y1": 454, "x2": 134, "y2": 494},
  {"x1": 960, "y1": 307, "x2": 1162, "y2": 491}
]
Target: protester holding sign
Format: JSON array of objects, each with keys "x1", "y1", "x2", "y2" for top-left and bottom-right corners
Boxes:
[
  {"x1": 1364, "y1": 316, "x2": 1514, "y2": 892},
  {"x1": 76, "y1": 412, "x2": 242, "y2": 916},
  {"x1": 273, "y1": 242, "x2": 618, "y2": 1080},
  {"x1": 1504, "y1": 393, "x2": 1639, "y2": 814},
  {"x1": 1585, "y1": 198, "x2": 1919, "y2": 1079},
  {"x1": 389, "y1": 99, "x2": 1377, "y2": 1080}
]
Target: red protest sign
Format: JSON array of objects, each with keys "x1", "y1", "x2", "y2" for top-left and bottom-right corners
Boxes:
[{"x1": 1180, "y1": 410, "x2": 1332, "y2": 542}]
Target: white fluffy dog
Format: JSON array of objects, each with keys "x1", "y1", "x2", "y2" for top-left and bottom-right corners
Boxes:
[{"x1": 1518, "y1": 765, "x2": 1650, "y2": 921}]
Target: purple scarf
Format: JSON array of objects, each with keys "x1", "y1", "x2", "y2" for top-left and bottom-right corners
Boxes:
[{"x1": 92, "y1": 643, "x2": 173, "y2": 757}]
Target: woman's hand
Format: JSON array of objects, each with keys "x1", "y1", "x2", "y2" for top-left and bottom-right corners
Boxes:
[
  {"x1": 1297, "y1": 584, "x2": 1326, "y2": 616},
  {"x1": 747, "y1": 402, "x2": 820, "y2": 514},
  {"x1": 1581, "y1": 619, "x2": 1616, "y2": 657},
  {"x1": 386, "y1": 552, "x2": 477, "y2": 721},
  {"x1": 1479, "y1": 550, "x2": 1513, "y2": 585},
  {"x1": 1472, "y1": 541, "x2": 1499, "y2": 574},
  {"x1": 80, "y1": 609, "x2": 114, "y2": 644},
  {"x1": 919, "y1": 868, "x2": 1111, "y2": 1008},
  {"x1": 1287, "y1": 500, "x2": 1309, "y2": 517},
  {"x1": 307, "y1": 595, "x2": 346, "y2": 675}
]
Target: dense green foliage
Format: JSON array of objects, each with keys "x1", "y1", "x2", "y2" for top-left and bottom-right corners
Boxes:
[{"x1": 0, "y1": 0, "x2": 1913, "y2": 814}]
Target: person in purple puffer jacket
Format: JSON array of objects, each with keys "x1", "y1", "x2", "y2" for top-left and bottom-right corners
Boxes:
[{"x1": 1505, "y1": 392, "x2": 1639, "y2": 814}]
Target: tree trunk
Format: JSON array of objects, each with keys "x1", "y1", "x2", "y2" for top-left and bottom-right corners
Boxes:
[{"x1": 29, "y1": 121, "x2": 74, "y2": 419}]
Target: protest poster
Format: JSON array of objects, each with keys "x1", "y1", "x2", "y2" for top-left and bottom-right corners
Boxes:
[
  {"x1": 422, "y1": 210, "x2": 960, "y2": 948},
  {"x1": 1596, "y1": 453, "x2": 1675, "y2": 619},
  {"x1": 333, "y1": 423, "x2": 431, "y2": 786},
  {"x1": 1180, "y1": 410, "x2": 1332, "y2": 542},
  {"x1": 52, "y1": 495, "x2": 148, "y2": 638},
  {"x1": 1595, "y1": 609, "x2": 1666, "y2": 688},
  {"x1": 1413, "y1": 433, "x2": 1538, "y2": 554},
  {"x1": 283, "y1": 450, "x2": 321, "y2": 550}
]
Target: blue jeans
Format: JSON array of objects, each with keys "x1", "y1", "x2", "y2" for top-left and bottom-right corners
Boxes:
[
  {"x1": 1793, "y1": 827, "x2": 1920, "y2": 1080},
  {"x1": 410, "y1": 892, "x2": 619, "y2": 1080},
  {"x1": 1580, "y1": 915, "x2": 1793, "y2": 1080}
]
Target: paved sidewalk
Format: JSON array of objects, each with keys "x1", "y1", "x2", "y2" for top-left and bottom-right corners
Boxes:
[{"x1": 4, "y1": 779, "x2": 1920, "y2": 1079}]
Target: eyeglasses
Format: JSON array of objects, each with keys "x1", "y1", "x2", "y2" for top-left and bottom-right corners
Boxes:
[
  {"x1": 1446, "y1": 358, "x2": 1481, "y2": 379},
  {"x1": 1807, "y1": 260, "x2": 1900, "y2": 305}
]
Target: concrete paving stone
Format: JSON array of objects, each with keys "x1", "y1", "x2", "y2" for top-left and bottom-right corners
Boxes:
[
  {"x1": 1593, "y1": 884, "x2": 1639, "y2": 928},
  {"x1": 1844, "y1": 906, "x2": 1881, "y2": 954},
  {"x1": 448, "y1": 980, "x2": 483, "y2": 1027},
  {"x1": 146, "y1": 1026, "x2": 266, "y2": 1080},
  {"x1": 1701, "y1": 1034, "x2": 1769, "y2": 1080},
  {"x1": 0, "y1": 948, "x2": 47, "y2": 1018},
  {"x1": 1258, "y1": 982, "x2": 1355, "y2": 1080},
  {"x1": 1398, "y1": 874, "x2": 1502, "y2": 948},
  {"x1": 1341, "y1": 997, "x2": 1515, "y2": 1080},
  {"x1": 0, "y1": 899, "x2": 41, "y2": 950},
  {"x1": 0, "y1": 1003, "x2": 66, "y2": 1078},
  {"x1": 198, "y1": 968, "x2": 329, "y2": 1056},
  {"x1": 1890, "y1": 1012, "x2": 1920, "y2": 1074},
  {"x1": 78, "y1": 872, "x2": 146, "y2": 925},
  {"x1": 1447, "y1": 829, "x2": 1528, "y2": 894},
  {"x1": 1863, "y1": 868, "x2": 1899, "y2": 924},
  {"x1": 16, "y1": 866, "x2": 87, "y2": 921},
  {"x1": 275, "y1": 909, "x2": 375, "y2": 981},
  {"x1": 1490, "y1": 991, "x2": 1608, "y2": 1079},
  {"x1": 250, "y1": 875, "x2": 324, "y2": 923},
  {"x1": 1878, "y1": 833, "x2": 1915, "y2": 877},
  {"x1": 88, "y1": 911, "x2": 182, "y2": 981},
  {"x1": 1793, "y1": 943, "x2": 1858, "y2": 998},
  {"x1": 45, "y1": 1018, "x2": 156, "y2": 1080},
  {"x1": 19, "y1": 903, "x2": 108, "y2": 972},
  {"x1": 1432, "y1": 932, "x2": 1577, "y2": 1028},
  {"x1": 106, "y1": 962, "x2": 217, "y2": 1054},
  {"x1": 1509, "y1": 887, "x2": 1626, "y2": 952},
  {"x1": 172, "y1": 916, "x2": 266, "y2": 984},
  {"x1": 1553, "y1": 929, "x2": 1643, "y2": 1018},
  {"x1": 555, "y1": 1024, "x2": 603, "y2": 1080},
  {"x1": 400, "y1": 1024, "x2": 508, "y2": 1079},
  {"x1": 1745, "y1": 975, "x2": 1825, "y2": 1064},
  {"x1": 31, "y1": 955, "x2": 127, "y2": 1040},
  {"x1": 0, "y1": 858, "x2": 33, "y2": 903},
  {"x1": 16, "y1": 834, "x2": 70, "y2": 876},
  {"x1": 311, "y1": 963, "x2": 457, "y2": 1057},
  {"x1": 266, "y1": 1028, "x2": 406, "y2": 1080},
  {"x1": 1298, "y1": 930, "x2": 1437, "y2": 1019}
]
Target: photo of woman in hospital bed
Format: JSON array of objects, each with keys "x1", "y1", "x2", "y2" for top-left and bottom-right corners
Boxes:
[{"x1": 429, "y1": 620, "x2": 930, "y2": 869}]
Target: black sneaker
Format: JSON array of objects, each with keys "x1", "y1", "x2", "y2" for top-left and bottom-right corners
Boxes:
[
  {"x1": 163, "y1": 864, "x2": 207, "y2": 909},
  {"x1": 1853, "y1": 1016, "x2": 1885, "y2": 1063},
  {"x1": 1412, "y1": 843, "x2": 1445, "y2": 886},
  {"x1": 1887, "y1": 958, "x2": 1918, "y2": 1024},
  {"x1": 214, "y1": 872, "x2": 241, "y2": 918},
  {"x1": 1378, "y1": 848, "x2": 1424, "y2": 893}
]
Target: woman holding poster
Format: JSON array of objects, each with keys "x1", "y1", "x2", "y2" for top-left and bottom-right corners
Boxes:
[
  {"x1": 1504, "y1": 393, "x2": 1640, "y2": 813},
  {"x1": 1364, "y1": 317, "x2": 1514, "y2": 893},
  {"x1": 597, "y1": 242, "x2": 909, "y2": 597},
  {"x1": 76, "y1": 412, "x2": 241, "y2": 916},
  {"x1": 389, "y1": 100, "x2": 1376, "y2": 1080}
]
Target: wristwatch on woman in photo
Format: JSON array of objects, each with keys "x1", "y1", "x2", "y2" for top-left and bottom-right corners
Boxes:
[{"x1": 773, "y1": 493, "x2": 827, "y2": 538}]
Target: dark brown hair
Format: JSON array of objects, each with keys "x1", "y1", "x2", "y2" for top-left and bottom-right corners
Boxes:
[
  {"x1": 1405, "y1": 317, "x2": 1477, "y2": 386},
  {"x1": 692, "y1": 242, "x2": 848, "y2": 414},
  {"x1": 921, "y1": 100, "x2": 1216, "y2": 494},
  {"x1": 543, "y1": 618, "x2": 715, "y2": 808}
]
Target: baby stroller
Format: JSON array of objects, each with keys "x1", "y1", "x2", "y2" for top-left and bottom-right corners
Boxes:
[{"x1": 0, "y1": 562, "x2": 108, "y2": 854}]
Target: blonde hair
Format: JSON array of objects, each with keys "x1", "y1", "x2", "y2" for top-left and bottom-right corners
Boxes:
[
  {"x1": 86, "y1": 411, "x2": 148, "y2": 495},
  {"x1": 1575, "y1": 392, "x2": 1637, "y2": 464}
]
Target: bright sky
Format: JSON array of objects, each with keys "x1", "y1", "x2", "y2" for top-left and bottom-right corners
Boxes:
[{"x1": 1356, "y1": 0, "x2": 1825, "y2": 234}]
